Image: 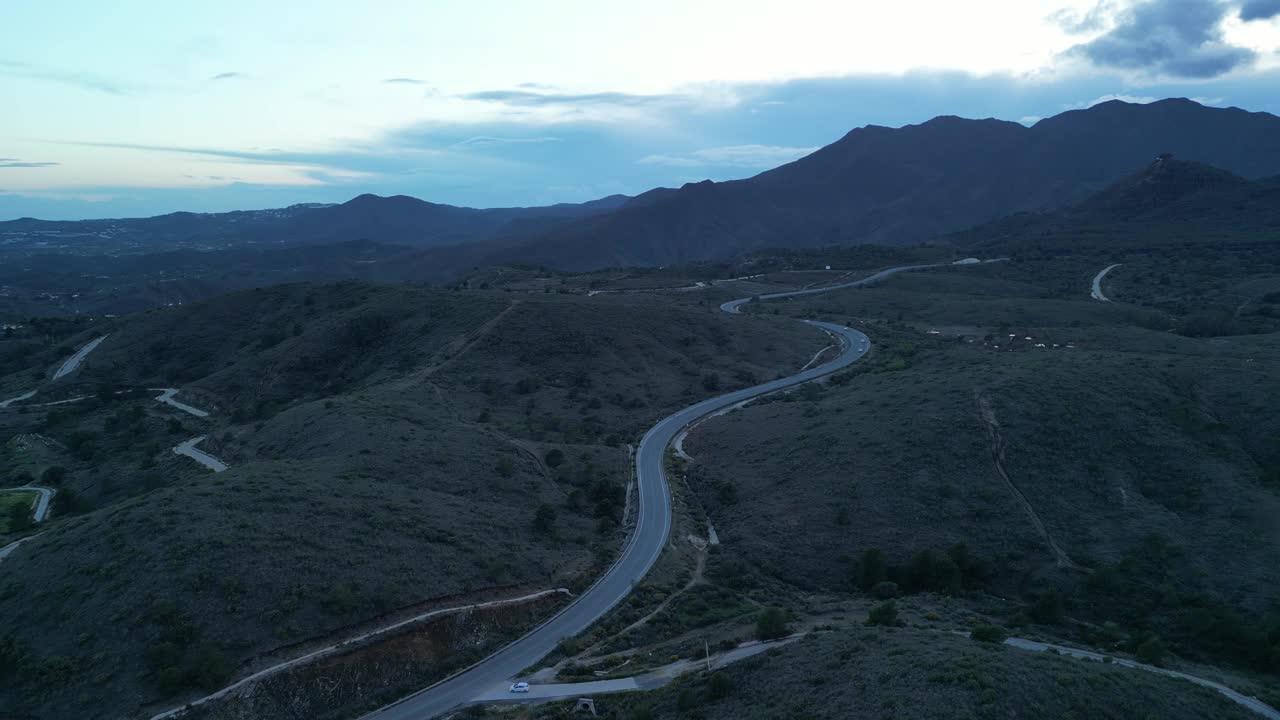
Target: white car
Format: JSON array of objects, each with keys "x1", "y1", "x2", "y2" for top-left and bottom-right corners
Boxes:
[{"x1": 510, "y1": 682, "x2": 531, "y2": 693}]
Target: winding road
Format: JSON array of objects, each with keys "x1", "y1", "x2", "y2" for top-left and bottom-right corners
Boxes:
[{"x1": 359, "y1": 263, "x2": 971, "y2": 720}]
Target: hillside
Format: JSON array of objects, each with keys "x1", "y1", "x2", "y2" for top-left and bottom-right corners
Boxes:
[
  {"x1": 500, "y1": 98, "x2": 1280, "y2": 269},
  {"x1": 0, "y1": 281, "x2": 826, "y2": 720},
  {"x1": 679, "y1": 258, "x2": 1280, "y2": 680},
  {"x1": 958, "y1": 155, "x2": 1280, "y2": 253},
  {"x1": 615, "y1": 628, "x2": 1261, "y2": 720}
]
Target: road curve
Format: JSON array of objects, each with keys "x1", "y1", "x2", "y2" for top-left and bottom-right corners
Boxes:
[
  {"x1": 360, "y1": 295, "x2": 885, "y2": 720},
  {"x1": 0, "y1": 486, "x2": 55, "y2": 523},
  {"x1": 720, "y1": 259, "x2": 1005, "y2": 314},
  {"x1": 1091, "y1": 264, "x2": 1122, "y2": 302},
  {"x1": 173, "y1": 436, "x2": 229, "y2": 472}
]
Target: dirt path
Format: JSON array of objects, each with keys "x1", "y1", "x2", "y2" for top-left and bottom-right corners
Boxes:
[
  {"x1": 418, "y1": 301, "x2": 521, "y2": 379},
  {"x1": 148, "y1": 588, "x2": 572, "y2": 720},
  {"x1": 975, "y1": 390, "x2": 1080, "y2": 570}
]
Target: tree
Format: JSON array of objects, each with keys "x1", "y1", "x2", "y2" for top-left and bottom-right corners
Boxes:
[
  {"x1": 866, "y1": 600, "x2": 899, "y2": 627},
  {"x1": 858, "y1": 548, "x2": 887, "y2": 591},
  {"x1": 544, "y1": 448, "x2": 565, "y2": 468},
  {"x1": 1136, "y1": 635, "x2": 1168, "y2": 667},
  {"x1": 533, "y1": 504, "x2": 557, "y2": 535},
  {"x1": 6, "y1": 502, "x2": 33, "y2": 533},
  {"x1": 755, "y1": 607, "x2": 790, "y2": 640},
  {"x1": 495, "y1": 457, "x2": 514, "y2": 478},
  {"x1": 1028, "y1": 589, "x2": 1065, "y2": 625},
  {"x1": 40, "y1": 466, "x2": 65, "y2": 485}
]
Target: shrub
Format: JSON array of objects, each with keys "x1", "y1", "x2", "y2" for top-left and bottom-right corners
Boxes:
[
  {"x1": 676, "y1": 688, "x2": 700, "y2": 712},
  {"x1": 544, "y1": 448, "x2": 565, "y2": 468},
  {"x1": 971, "y1": 625, "x2": 1008, "y2": 643},
  {"x1": 323, "y1": 583, "x2": 359, "y2": 614},
  {"x1": 68, "y1": 431, "x2": 98, "y2": 461},
  {"x1": 707, "y1": 671, "x2": 733, "y2": 700},
  {"x1": 40, "y1": 466, "x2": 65, "y2": 485},
  {"x1": 866, "y1": 601, "x2": 900, "y2": 627},
  {"x1": 755, "y1": 607, "x2": 790, "y2": 640},
  {"x1": 871, "y1": 581, "x2": 900, "y2": 600},
  {"x1": 533, "y1": 504, "x2": 557, "y2": 535},
  {"x1": 1136, "y1": 635, "x2": 1168, "y2": 667}
]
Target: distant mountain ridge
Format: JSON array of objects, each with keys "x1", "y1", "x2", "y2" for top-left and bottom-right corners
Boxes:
[
  {"x1": 0, "y1": 193, "x2": 631, "y2": 254},
  {"x1": 5, "y1": 98, "x2": 1279, "y2": 272},
  {"x1": 499, "y1": 98, "x2": 1280, "y2": 270}
]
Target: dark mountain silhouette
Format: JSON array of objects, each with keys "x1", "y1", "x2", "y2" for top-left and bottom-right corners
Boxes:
[
  {"x1": 500, "y1": 98, "x2": 1280, "y2": 270},
  {"x1": 955, "y1": 155, "x2": 1280, "y2": 253},
  {"x1": 0, "y1": 194, "x2": 630, "y2": 252}
]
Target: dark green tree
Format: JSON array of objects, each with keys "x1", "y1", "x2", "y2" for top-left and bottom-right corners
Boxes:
[
  {"x1": 858, "y1": 548, "x2": 887, "y2": 591},
  {"x1": 533, "y1": 504, "x2": 557, "y2": 535},
  {"x1": 755, "y1": 607, "x2": 790, "y2": 640}
]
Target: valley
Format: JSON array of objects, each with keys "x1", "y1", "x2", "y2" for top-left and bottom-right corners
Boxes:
[{"x1": 1, "y1": 97, "x2": 1278, "y2": 720}]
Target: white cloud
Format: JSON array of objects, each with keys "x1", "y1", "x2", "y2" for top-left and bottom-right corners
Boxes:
[
  {"x1": 1067, "y1": 93, "x2": 1158, "y2": 109},
  {"x1": 451, "y1": 136, "x2": 560, "y2": 147},
  {"x1": 639, "y1": 144, "x2": 817, "y2": 169},
  {"x1": 1018, "y1": 115, "x2": 1043, "y2": 124}
]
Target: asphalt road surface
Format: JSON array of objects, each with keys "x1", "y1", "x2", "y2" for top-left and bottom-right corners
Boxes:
[
  {"x1": 360, "y1": 307, "x2": 875, "y2": 720},
  {"x1": 719, "y1": 259, "x2": 1003, "y2": 314},
  {"x1": 153, "y1": 388, "x2": 210, "y2": 417},
  {"x1": 172, "y1": 435, "x2": 229, "y2": 472},
  {"x1": 1091, "y1": 263, "x2": 1122, "y2": 302},
  {"x1": 0, "y1": 486, "x2": 54, "y2": 523},
  {"x1": 52, "y1": 335, "x2": 107, "y2": 381}
]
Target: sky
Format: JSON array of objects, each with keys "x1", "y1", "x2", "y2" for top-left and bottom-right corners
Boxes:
[{"x1": 2, "y1": 0, "x2": 1280, "y2": 220}]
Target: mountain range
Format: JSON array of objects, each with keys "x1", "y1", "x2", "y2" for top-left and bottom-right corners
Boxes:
[{"x1": 3, "y1": 98, "x2": 1279, "y2": 275}]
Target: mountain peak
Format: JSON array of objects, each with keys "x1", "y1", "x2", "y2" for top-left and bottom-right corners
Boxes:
[{"x1": 1078, "y1": 154, "x2": 1247, "y2": 216}]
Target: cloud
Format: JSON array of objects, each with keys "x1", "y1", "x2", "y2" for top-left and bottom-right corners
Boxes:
[
  {"x1": 1068, "y1": 93, "x2": 1159, "y2": 108},
  {"x1": 462, "y1": 89, "x2": 684, "y2": 108},
  {"x1": 1239, "y1": 0, "x2": 1280, "y2": 20},
  {"x1": 639, "y1": 144, "x2": 817, "y2": 169},
  {"x1": 1018, "y1": 115, "x2": 1043, "y2": 125},
  {"x1": 451, "y1": 136, "x2": 560, "y2": 147},
  {"x1": 1065, "y1": 0, "x2": 1257, "y2": 78},
  {"x1": 0, "y1": 160, "x2": 59, "y2": 168},
  {"x1": 384, "y1": 77, "x2": 425, "y2": 85},
  {"x1": 210, "y1": 72, "x2": 243, "y2": 81},
  {"x1": 0, "y1": 59, "x2": 126, "y2": 94},
  {"x1": 1049, "y1": 1, "x2": 1119, "y2": 34}
]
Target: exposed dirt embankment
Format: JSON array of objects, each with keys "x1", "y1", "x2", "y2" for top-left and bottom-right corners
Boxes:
[{"x1": 185, "y1": 592, "x2": 564, "y2": 720}]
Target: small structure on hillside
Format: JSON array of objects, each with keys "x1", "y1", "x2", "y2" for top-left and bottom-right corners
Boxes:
[{"x1": 573, "y1": 698, "x2": 598, "y2": 716}]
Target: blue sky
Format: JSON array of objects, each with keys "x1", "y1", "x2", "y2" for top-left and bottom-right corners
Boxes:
[{"x1": 2, "y1": 0, "x2": 1279, "y2": 219}]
